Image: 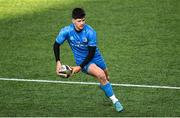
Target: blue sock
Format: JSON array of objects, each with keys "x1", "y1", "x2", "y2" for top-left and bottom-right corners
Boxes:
[{"x1": 100, "y1": 82, "x2": 114, "y2": 97}]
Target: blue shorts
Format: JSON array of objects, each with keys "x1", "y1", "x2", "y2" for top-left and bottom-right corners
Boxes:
[{"x1": 81, "y1": 57, "x2": 107, "y2": 73}]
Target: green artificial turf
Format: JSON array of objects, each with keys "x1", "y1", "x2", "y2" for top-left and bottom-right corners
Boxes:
[{"x1": 0, "y1": 0, "x2": 179, "y2": 116}]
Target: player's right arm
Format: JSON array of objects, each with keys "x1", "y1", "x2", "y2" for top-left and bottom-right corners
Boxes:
[
  {"x1": 53, "y1": 27, "x2": 69, "y2": 75},
  {"x1": 53, "y1": 42, "x2": 62, "y2": 75}
]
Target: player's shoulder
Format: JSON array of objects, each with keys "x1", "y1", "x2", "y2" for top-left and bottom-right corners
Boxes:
[
  {"x1": 84, "y1": 24, "x2": 96, "y2": 34},
  {"x1": 60, "y1": 24, "x2": 74, "y2": 33},
  {"x1": 85, "y1": 24, "x2": 95, "y2": 31}
]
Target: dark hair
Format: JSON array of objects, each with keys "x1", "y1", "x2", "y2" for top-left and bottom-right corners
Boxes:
[{"x1": 72, "y1": 8, "x2": 86, "y2": 19}]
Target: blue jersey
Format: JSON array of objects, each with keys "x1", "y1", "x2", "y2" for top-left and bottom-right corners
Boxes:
[{"x1": 55, "y1": 24, "x2": 103, "y2": 65}]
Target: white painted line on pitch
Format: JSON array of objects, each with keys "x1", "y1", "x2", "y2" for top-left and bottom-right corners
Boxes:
[{"x1": 0, "y1": 77, "x2": 180, "y2": 90}]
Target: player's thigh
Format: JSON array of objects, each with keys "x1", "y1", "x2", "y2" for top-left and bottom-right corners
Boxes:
[
  {"x1": 87, "y1": 64, "x2": 106, "y2": 79},
  {"x1": 103, "y1": 68, "x2": 108, "y2": 76}
]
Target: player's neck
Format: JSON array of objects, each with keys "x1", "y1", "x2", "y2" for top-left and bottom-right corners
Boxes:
[{"x1": 74, "y1": 25, "x2": 83, "y2": 33}]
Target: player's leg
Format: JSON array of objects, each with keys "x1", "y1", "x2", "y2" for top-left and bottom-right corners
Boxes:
[
  {"x1": 103, "y1": 68, "x2": 110, "y2": 81},
  {"x1": 87, "y1": 64, "x2": 123, "y2": 112},
  {"x1": 102, "y1": 68, "x2": 124, "y2": 112},
  {"x1": 87, "y1": 63, "x2": 108, "y2": 85}
]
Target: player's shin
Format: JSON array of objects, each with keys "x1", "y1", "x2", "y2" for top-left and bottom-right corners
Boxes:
[
  {"x1": 99, "y1": 82, "x2": 118, "y2": 103},
  {"x1": 99, "y1": 82, "x2": 124, "y2": 112}
]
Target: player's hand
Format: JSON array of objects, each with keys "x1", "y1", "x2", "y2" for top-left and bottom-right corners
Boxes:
[
  {"x1": 56, "y1": 60, "x2": 62, "y2": 75},
  {"x1": 71, "y1": 66, "x2": 81, "y2": 74}
]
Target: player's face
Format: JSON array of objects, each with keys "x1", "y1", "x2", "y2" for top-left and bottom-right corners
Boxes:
[{"x1": 72, "y1": 18, "x2": 85, "y2": 31}]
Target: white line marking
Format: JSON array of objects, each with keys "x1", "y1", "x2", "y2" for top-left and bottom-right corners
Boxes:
[{"x1": 0, "y1": 77, "x2": 180, "y2": 90}]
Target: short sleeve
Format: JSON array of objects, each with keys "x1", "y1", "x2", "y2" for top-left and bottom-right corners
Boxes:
[
  {"x1": 87, "y1": 30, "x2": 97, "y2": 46},
  {"x1": 55, "y1": 27, "x2": 69, "y2": 44}
]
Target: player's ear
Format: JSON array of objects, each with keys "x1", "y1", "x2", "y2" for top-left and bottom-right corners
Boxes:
[{"x1": 72, "y1": 19, "x2": 75, "y2": 24}]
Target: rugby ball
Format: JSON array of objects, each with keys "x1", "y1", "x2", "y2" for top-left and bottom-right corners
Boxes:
[{"x1": 59, "y1": 65, "x2": 72, "y2": 78}]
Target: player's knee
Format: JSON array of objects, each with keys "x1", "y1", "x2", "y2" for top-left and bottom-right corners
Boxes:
[{"x1": 97, "y1": 72, "x2": 107, "y2": 82}]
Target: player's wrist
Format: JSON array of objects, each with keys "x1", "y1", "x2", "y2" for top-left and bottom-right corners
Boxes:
[
  {"x1": 79, "y1": 64, "x2": 84, "y2": 69},
  {"x1": 77, "y1": 66, "x2": 82, "y2": 70},
  {"x1": 56, "y1": 60, "x2": 61, "y2": 64}
]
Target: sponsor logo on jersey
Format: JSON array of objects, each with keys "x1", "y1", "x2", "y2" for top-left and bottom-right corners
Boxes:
[{"x1": 83, "y1": 38, "x2": 88, "y2": 43}]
